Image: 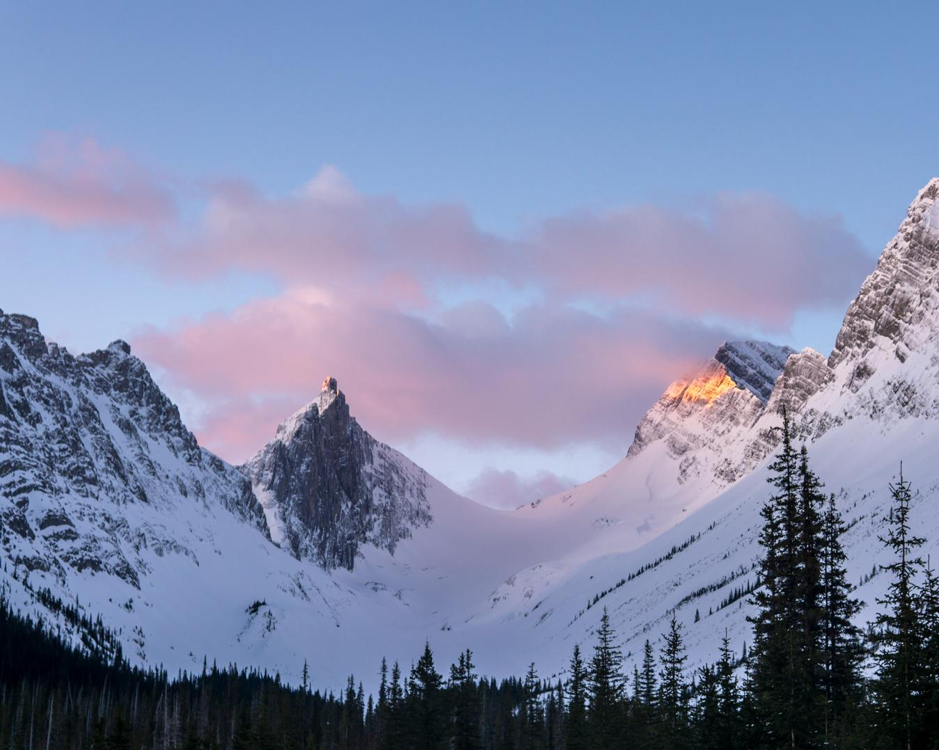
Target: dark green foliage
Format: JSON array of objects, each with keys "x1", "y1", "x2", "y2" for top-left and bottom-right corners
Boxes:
[
  {"x1": 746, "y1": 413, "x2": 865, "y2": 747},
  {"x1": 451, "y1": 649, "x2": 482, "y2": 750},
  {"x1": 408, "y1": 642, "x2": 446, "y2": 749},
  {"x1": 820, "y1": 493, "x2": 864, "y2": 743},
  {"x1": 872, "y1": 468, "x2": 929, "y2": 749},
  {"x1": 586, "y1": 608, "x2": 625, "y2": 748},
  {"x1": 657, "y1": 615, "x2": 689, "y2": 749},
  {"x1": 563, "y1": 645, "x2": 588, "y2": 750}
]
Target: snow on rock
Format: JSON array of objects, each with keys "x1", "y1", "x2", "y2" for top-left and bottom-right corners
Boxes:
[{"x1": 242, "y1": 376, "x2": 433, "y2": 571}]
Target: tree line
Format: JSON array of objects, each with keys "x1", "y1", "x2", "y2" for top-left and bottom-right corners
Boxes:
[{"x1": 2, "y1": 413, "x2": 939, "y2": 748}]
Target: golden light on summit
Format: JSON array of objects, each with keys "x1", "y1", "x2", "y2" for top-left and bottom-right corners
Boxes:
[{"x1": 664, "y1": 368, "x2": 737, "y2": 407}]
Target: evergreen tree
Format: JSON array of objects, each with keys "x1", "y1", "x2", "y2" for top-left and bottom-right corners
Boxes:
[
  {"x1": 450, "y1": 649, "x2": 481, "y2": 750},
  {"x1": 522, "y1": 663, "x2": 544, "y2": 750},
  {"x1": 658, "y1": 615, "x2": 689, "y2": 750},
  {"x1": 564, "y1": 645, "x2": 589, "y2": 750},
  {"x1": 918, "y1": 558, "x2": 939, "y2": 743},
  {"x1": 819, "y1": 493, "x2": 863, "y2": 744},
  {"x1": 873, "y1": 467, "x2": 926, "y2": 749},
  {"x1": 693, "y1": 664, "x2": 721, "y2": 749},
  {"x1": 714, "y1": 634, "x2": 741, "y2": 748},
  {"x1": 376, "y1": 657, "x2": 389, "y2": 748},
  {"x1": 749, "y1": 412, "x2": 826, "y2": 746},
  {"x1": 586, "y1": 609, "x2": 626, "y2": 749},
  {"x1": 382, "y1": 662, "x2": 406, "y2": 750},
  {"x1": 631, "y1": 638, "x2": 658, "y2": 747},
  {"x1": 409, "y1": 643, "x2": 446, "y2": 750}
]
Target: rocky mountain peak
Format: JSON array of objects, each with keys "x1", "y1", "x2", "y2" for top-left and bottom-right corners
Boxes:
[
  {"x1": 829, "y1": 177, "x2": 939, "y2": 376},
  {"x1": 316, "y1": 375, "x2": 341, "y2": 414},
  {"x1": 243, "y1": 380, "x2": 431, "y2": 571},
  {"x1": 108, "y1": 340, "x2": 132, "y2": 356},
  {"x1": 627, "y1": 339, "x2": 790, "y2": 462},
  {"x1": 0, "y1": 309, "x2": 267, "y2": 593},
  {"x1": 715, "y1": 341, "x2": 795, "y2": 402}
]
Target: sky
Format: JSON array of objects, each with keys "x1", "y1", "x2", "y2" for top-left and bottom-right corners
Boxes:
[{"x1": 1, "y1": 2, "x2": 937, "y2": 508}]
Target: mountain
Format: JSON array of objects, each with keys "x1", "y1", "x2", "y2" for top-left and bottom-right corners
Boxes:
[
  {"x1": 3, "y1": 178, "x2": 939, "y2": 692},
  {"x1": 0, "y1": 312, "x2": 267, "y2": 590},
  {"x1": 243, "y1": 376, "x2": 432, "y2": 571}
]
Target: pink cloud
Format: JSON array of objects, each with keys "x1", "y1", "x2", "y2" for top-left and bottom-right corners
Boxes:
[
  {"x1": 128, "y1": 169, "x2": 870, "y2": 328},
  {"x1": 0, "y1": 134, "x2": 175, "y2": 228},
  {"x1": 133, "y1": 290, "x2": 721, "y2": 462},
  {"x1": 128, "y1": 166, "x2": 504, "y2": 309},
  {"x1": 465, "y1": 468, "x2": 577, "y2": 510},
  {"x1": 531, "y1": 192, "x2": 871, "y2": 329}
]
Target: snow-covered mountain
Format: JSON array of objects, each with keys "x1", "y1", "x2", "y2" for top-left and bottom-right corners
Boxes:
[
  {"x1": 3, "y1": 178, "x2": 939, "y2": 691},
  {"x1": 243, "y1": 376, "x2": 432, "y2": 571},
  {"x1": 0, "y1": 313, "x2": 267, "y2": 589}
]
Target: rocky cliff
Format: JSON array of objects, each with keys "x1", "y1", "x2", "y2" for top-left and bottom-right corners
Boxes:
[
  {"x1": 242, "y1": 377, "x2": 432, "y2": 570},
  {"x1": 0, "y1": 311, "x2": 267, "y2": 591}
]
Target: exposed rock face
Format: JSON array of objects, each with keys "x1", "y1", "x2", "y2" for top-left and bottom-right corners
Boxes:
[
  {"x1": 830, "y1": 178, "x2": 939, "y2": 379},
  {"x1": 242, "y1": 378, "x2": 432, "y2": 571},
  {"x1": 627, "y1": 341, "x2": 793, "y2": 484},
  {"x1": 765, "y1": 348, "x2": 834, "y2": 416},
  {"x1": 0, "y1": 310, "x2": 267, "y2": 589},
  {"x1": 715, "y1": 340, "x2": 794, "y2": 401}
]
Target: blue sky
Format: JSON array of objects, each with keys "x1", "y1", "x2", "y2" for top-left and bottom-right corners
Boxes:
[{"x1": 1, "y1": 2, "x2": 937, "y2": 505}]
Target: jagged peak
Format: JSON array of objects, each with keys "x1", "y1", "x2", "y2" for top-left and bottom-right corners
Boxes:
[
  {"x1": 662, "y1": 361, "x2": 737, "y2": 408},
  {"x1": 829, "y1": 178, "x2": 939, "y2": 371},
  {"x1": 626, "y1": 339, "x2": 791, "y2": 460},
  {"x1": 316, "y1": 375, "x2": 341, "y2": 414},
  {"x1": 659, "y1": 339, "x2": 791, "y2": 408},
  {"x1": 108, "y1": 340, "x2": 132, "y2": 356},
  {"x1": 269, "y1": 376, "x2": 346, "y2": 445},
  {"x1": 715, "y1": 340, "x2": 794, "y2": 403}
]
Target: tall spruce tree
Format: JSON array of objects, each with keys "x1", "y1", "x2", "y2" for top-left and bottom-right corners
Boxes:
[
  {"x1": 564, "y1": 645, "x2": 589, "y2": 750},
  {"x1": 874, "y1": 468, "x2": 926, "y2": 749},
  {"x1": 819, "y1": 493, "x2": 863, "y2": 744},
  {"x1": 382, "y1": 662, "x2": 406, "y2": 750},
  {"x1": 587, "y1": 609, "x2": 625, "y2": 749},
  {"x1": 522, "y1": 663, "x2": 544, "y2": 750},
  {"x1": 794, "y1": 445, "x2": 827, "y2": 742},
  {"x1": 630, "y1": 638, "x2": 658, "y2": 747},
  {"x1": 409, "y1": 643, "x2": 446, "y2": 750},
  {"x1": 658, "y1": 615, "x2": 689, "y2": 750},
  {"x1": 713, "y1": 634, "x2": 741, "y2": 749},
  {"x1": 749, "y1": 411, "x2": 830, "y2": 747},
  {"x1": 450, "y1": 650, "x2": 481, "y2": 750}
]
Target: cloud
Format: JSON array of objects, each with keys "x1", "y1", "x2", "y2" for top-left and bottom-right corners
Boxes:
[
  {"x1": 127, "y1": 165, "x2": 504, "y2": 308},
  {"x1": 127, "y1": 169, "x2": 871, "y2": 328},
  {"x1": 133, "y1": 289, "x2": 724, "y2": 462},
  {"x1": 0, "y1": 134, "x2": 175, "y2": 228},
  {"x1": 464, "y1": 468, "x2": 577, "y2": 510},
  {"x1": 531, "y1": 192, "x2": 872, "y2": 329}
]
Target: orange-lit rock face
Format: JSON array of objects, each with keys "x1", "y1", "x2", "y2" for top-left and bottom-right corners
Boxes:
[{"x1": 664, "y1": 367, "x2": 738, "y2": 407}]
